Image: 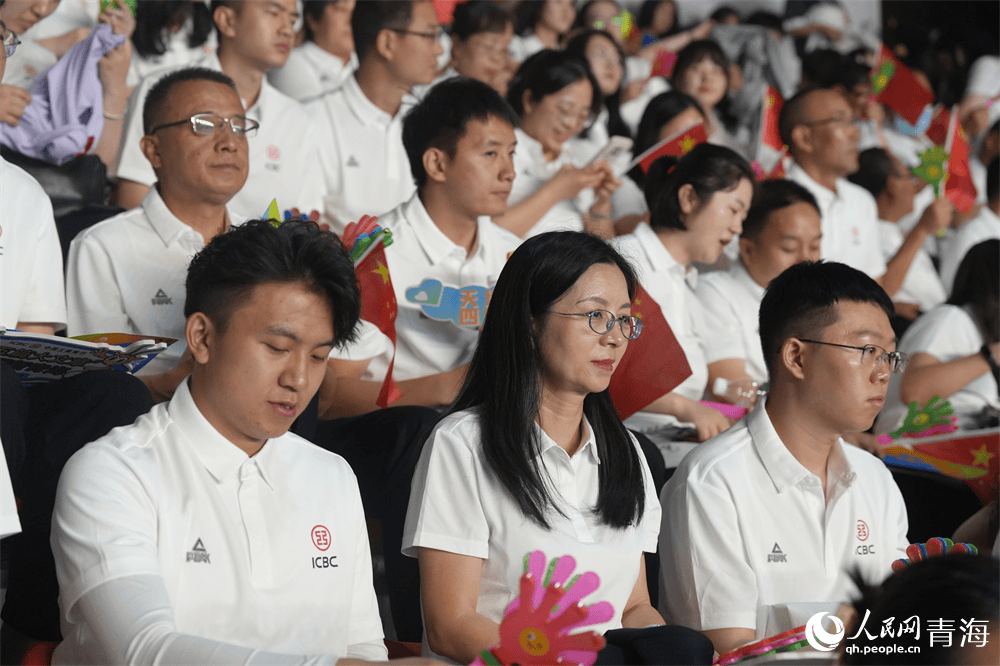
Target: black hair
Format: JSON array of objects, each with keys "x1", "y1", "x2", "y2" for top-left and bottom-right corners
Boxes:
[
  {"x1": 573, "y1": 0, "x2": 621, "y2": 32},
  {"x1": 302, "y1": 0, "x2": 351, "y2": 43},
  {"x1": 514, "y1": 0, "x2": 560, "y2": 37},
  {"x1": 133, "y1": 0, "x2": 213, "y2": 58},
  {"x1": 351, "y1": 0, "x2": 414, "y2": 62},
  {"x1": 744, "y1": 10, "x2": 783, "y2": 32},
  {"x1": 402, "y1": 76, "x2": 519, "y2": 190},
  {"x1": 670, "y1": 39, "x2": 737, "y2": 131},
  {"x1": 449, "y1": 231, "x2": 646, "y2": 529},
  {"x1": 833, "y1": 59, "x2": 873, "y2": 91},
  {"x1": 506, "y1": 48, "x2": 603, "y2": 120},
  {"x1": 988, "y1": 155, "x2": 999, "y2": 203},
  {"x1": 741, "y1": 179, "x2": 820, "y2": 242},
  {"x1": 563, "y1": 29, "x2": 630, "y2": 139},
  {"x1": 843, "y1": 554, "x2": 999, "y2": 665},
  {"x1": 627, "y1": 90, "x2": 706, "y2": 188},
  {"x1": 709, "y1": 6, "x2": 740, "y2": 23},
  {"x1": 645, "y1": 142, "x2": 754, "y2": 232},
  {"x1": 847, "y1": 148, "x2": 896, "y2": 199},
  {"x1": 185, "y1": 218, "x2": 361, "y2": 347},
  {"x1": 947, "y1": 239, "x2": 999, "y2": 346},
  {"x1": 143, "y1": 67, "x2": 238, "y2": 135},
  {"x1": 451, "y1": 0, "x2": 512, "y2": 42},
  {"x1": 636, "y1": 0, "x2": 677, "y2": 37},
  {"x1": 759, "y1": 261, "x2": 895, "y2": 380},
  {"x1": 800, "y1": 49, "x2": 843, "y2": 90}
]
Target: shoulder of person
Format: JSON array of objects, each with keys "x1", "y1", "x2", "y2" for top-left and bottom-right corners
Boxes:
[
  {"x1": 269, "y1": 430, "x2": 361, "y2": 483},
  {"x1": 61, "y1": 405, "x2": 172, "y2": 485},
  {"x1": 69, "y1": 206, "x2": 150, "y2": 247},
  {"x1": 674, "y1": 419, "x2": 755, "y2": 486}
]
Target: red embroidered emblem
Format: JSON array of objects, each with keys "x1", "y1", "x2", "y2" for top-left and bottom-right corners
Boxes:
[
  {"x1": 311, "y1": 525, "x2": 331, "y2": 551},
  {"x1": 856, "y1": 520, "x2": 869, "y2": 541}
]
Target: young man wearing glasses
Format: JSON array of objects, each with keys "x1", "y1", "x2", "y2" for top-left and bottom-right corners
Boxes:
[
  {"x1": 114, "y1": 0, "x2": 325, "y2": 220},
  {"x1": 659, "y1": 260, "x2": 909, "y2": 656},
  {"x1": 307, "y1": 0, "x2": 443, "y2": 234}
]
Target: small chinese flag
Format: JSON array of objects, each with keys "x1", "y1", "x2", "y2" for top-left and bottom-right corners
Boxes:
[
  {"x1": 943, "y1": 108, "x2": 978, "y2": 214},
  {"x1": 432, "y1": 0, "x2": 462, "y2": 25},
  {"x1": 871, "y1": 44, "x2": 935, "y2": 125},
  {"x1": 760, "y1": 85, "x2": 785, "y2": 153},
  {"x1": 650, "y1": 49, "x2": 678, "y2": 78},
  {"x1": 924, "y1": 105, "x2": 950, "y2": 146},
  {"x1": 632, "y1": 122, "x2": 708, "y2": 174},
  {"x1": 343, "y1": 215, "x2": 402, "y2": 408},
  {"x1": 752, "y1": 148, "x2": 788, "y2": 182},
  {"x1": 608, "y1": 283, "x2": 692, "y2": 420}
]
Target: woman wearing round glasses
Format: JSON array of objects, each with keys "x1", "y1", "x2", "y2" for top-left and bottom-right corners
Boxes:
[{"x1": 404, "y1": 232, "x2": 709, "y2": 664}]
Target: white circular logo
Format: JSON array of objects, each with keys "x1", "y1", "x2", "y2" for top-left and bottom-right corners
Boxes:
[{"x1": 805, "y1": 612, "x2": 845, "y2": 651}]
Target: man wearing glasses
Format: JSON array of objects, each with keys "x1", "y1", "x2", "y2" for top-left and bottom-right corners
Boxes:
[
  {"x1": 308, "y1": 0, "x2": 444, "y2": 234},
  {"x1": 659, "y1": 260, "x2": 909, "y2": 656},
  {"x1": 67, "y1": 67, "x2": 249, "y2": 404}
]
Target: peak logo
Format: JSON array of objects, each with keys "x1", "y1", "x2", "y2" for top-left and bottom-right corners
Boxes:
[{"x1": 805, "y1": 612, "x2": 845, "y2": 651}]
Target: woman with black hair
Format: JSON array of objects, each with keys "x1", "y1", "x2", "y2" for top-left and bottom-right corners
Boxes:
[
  {"x1": 627, "y1": 89, "x2": 706, "y2": 190},
  {"x1": 496, "y1": 49, "x2": 621, "y2": 239},
  {"x1": 509, "y1": 0, "x2": 575, "y2": 63},
  {"x1": 404, "y1": 231, "x2": 711, "y2": 665},
  {"x1": 613, "y1": 143, "x2": 754, "y2": 466},
  {"x1": 876, "y1": 239, "x2": 1000, "y2": 434},
  {"x1": 129, "y1": 0, "x2": 215, "y2": 86},
  {"x1": 267, "y1": 0, "x2": 355, "y2": 102}
]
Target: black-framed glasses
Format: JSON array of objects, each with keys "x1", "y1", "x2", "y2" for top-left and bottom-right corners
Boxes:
[
  {"x1": 149, "y1": 113, "x2": 259, "y2": 138},
  {"x1": 2, "y1": 30, "x2": 20, "y2": 58},
  {"x1": 390, "y1": 26, "x2": 444, "y2": 42},
  {"x1": 550, "y1": 310, "x2": 643, "y2": 340},
  {"x1": 799, "y1": 339, "x2": 909, "y2": 373}
]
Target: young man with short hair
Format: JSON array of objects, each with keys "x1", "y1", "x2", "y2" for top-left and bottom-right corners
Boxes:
[
  {"x1": 51, "y1": 219, "x2": 412, "y2": 665},
  {"x1": 660, "y1": 261, "x2": 909, "y2": 655}
]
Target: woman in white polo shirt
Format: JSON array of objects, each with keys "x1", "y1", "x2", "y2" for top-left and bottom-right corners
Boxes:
[{"x1": 404, "y1": 232, "x2": 711, "y2": 665}]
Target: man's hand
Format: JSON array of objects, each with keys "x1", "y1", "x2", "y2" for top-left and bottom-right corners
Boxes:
[
  {"x1": 915, "y1": 195, "x2": 953, "y2": 236},
  {"x1": 0, "y1": 84, "x2": 32, "y2": 126}
]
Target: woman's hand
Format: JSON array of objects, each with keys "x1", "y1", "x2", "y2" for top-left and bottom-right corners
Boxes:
[
  {"x1": 0, "y1": 84, "x2": 32, "y2": 126},
  {"x1": 98, "y1": 0, "x2": 137, "y2": 38},
  {"x1": 678, "y1": 398, "x2": 734, "y2": 442},
  {"x1": 551, "y1": 162, "x2": 608, "y2": 201}
]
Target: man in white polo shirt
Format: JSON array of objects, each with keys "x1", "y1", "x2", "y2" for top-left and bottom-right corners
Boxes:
[
  {"x1": 115, "y1": 0, "x2": 324, "y2": 221},
  {"x1": 67, "y1": 67, "x2": 248, "y2": 403},
  {"x1": 308, "y1": 0, "x2": 443, "y2": 234},
  {"x1": 660, "y1": 260, "x2": 909, "y2": 655},
  {"x1": 51, "y1": 218, "x2": 402, "y2": 665}
]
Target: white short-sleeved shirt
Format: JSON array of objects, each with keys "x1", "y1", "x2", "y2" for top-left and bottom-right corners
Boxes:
[
  {"x1": 65, "y1": 187, "x2": 242, "y2": 372},
  {"x1": 116, "y1": 53, "x2": 325, "y2": 220},
  {"x1": 788, "y1": 163, "x2": 887, "y2": 279},
  {"x1": 508, "y1": 32, "x2": 545, "y2": 63},
  {"x1": 327, "y1": 318, "x2": 393, "y2": 380},
  {"x1": 376, "y1": 195, "x2": 521, "y2": 381},
  {"x1": 876, "y1": 220, "x2": 947, "y2": 312},
  {"x1": 267, "y1": 42, "x2": 357, "y2": 103},
  {"x1": 0, "y1": 157, "x2": 66, "y2": 330},
  {"x1": 127, "y1": 22, "x2": 217, "y2": 87},
  {"x1": 660, "y1": 401, "x2": 908, "y2": 637},
  {"x1": 403, "y1": 409, "x2": 660, "y2": 653},
  {"x1": 0, "y1": 37, "x2": 57, "y2": 90},
  {"x1": 938, "y1": 206, "x2": 1000, "y2": 294},
  {"x1": 51, "y1": 379, "x2": 385, "y2": 665},
  {"x1": 308, "y1": 75, "x2": 416, "y2": 235},
  {"x1": 876, "y1": 304, "x2": 1000, "y2": 434},
  {"x1": 698, "y1": 260, "x2": 767, "y2": 384},
  {"x1": 613, "y1": 223, "x2": 710, "y2": 432},
  {"x1": 510, "y1": 128, "x2": 586, "y2": 237}
]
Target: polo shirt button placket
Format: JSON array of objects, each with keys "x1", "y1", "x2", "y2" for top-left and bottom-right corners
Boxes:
[{"x1": 238, "y1": 461, "x2": 274, "y2": 587}]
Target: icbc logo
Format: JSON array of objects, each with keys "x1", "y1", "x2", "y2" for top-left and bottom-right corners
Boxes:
[
  {"x1": 856, "y1": 519, "x2": 869, "y2": 541},
  {"x1": 311, "y1": 525, "x2": 331, "y2": 551}
]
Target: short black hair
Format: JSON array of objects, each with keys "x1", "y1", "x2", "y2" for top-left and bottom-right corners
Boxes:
[
  {"x1": 185, "y1": 219, "x2": 361, "y2": 347},
  {"x1": 645, "y1": 142, "x2": 755, "y2": 232},
  {"x1": 671, "y1": 39, "x2": 729, "y2": 91},
  {"x1": 351, "y1": 0, "x2": 414, "y2": 63},
  {"x1": 402, "y1": 76, "x2": 519, "y2": 190},
  {"x1": 778, "y1": 86, "x2": 828, "y2": 150},
  {"x1": 628, "y1": 90, "x2": 705, "y2": 188},
  {"x1": 847, "y1": 147, "x2": 896, "y2": 199},
  {"x1": 451, "y1": 0, "x2": 512, "y2": 41},
  {"x1": 506, "y1": 48, "x2": 602, "y2": 119},
  {"x1": 745, "y1": 10, "x2": 783, "y2": 32},
  {"x1": 759, "y1": 261, "x2": 894, "y2": 380},
  {"x1": 710, "y1": 6, "x2": 740, "y2": 22},
  {"x1": 302, "y1": 0, "x2": 346, "y2": 42},
  {"x1": 800, "y1": 49, "x2": 842, "y2": 89},
  {"x1": 143, "y1": 67, "x2": 238, "y2": 135},
  {"x1": 741, "y1": 179, "x2": 820, "y2": 242}
]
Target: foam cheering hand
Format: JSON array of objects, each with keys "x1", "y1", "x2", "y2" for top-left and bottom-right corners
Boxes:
[{"x1": 891, "y1": 537, "x2": 979, "y2": 572}]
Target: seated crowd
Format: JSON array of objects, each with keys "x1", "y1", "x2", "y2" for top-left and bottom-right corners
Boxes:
[{"x1": 2, "y1": 1, "x2": 998, "y2": 665}]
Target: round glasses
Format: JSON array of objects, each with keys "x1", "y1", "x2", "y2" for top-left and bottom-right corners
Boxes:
[
  {"x1": 2, "y1": 30, "x2": 20, "y2": 58},
  {"x1": 550, "y1": 310, "x2": 642, "y2": 340},
  {"x1": 149, "y1": 113, "x2": 260, "y2": 138},
  {"x1": 799, "y1": 339, "x2": 909, "y2": 374}
]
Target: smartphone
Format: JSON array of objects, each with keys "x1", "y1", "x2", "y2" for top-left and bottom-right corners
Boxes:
[
  {"x1": 101, "y1": 0, "x2": 137, "y2": 18},
  {"x1": 588, "y1": 136, "x2": 633, "y2": 167}
]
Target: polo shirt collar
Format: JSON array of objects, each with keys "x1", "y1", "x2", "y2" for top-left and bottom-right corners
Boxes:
[
  {"x1": 788, "y1": 162, "x2": 841, "y2": 209},
  {"x1": 749, "y1": 399, "x2": 856, "y2": 496},
  {"x1": 169, "y1": 379, "x2": 276, "y2": 490},
  {"x1": 398, "y1": 194, "x2": 480, "y2": 266},
  {"x1": 143, "y1": 187, "x2": 198, "y2": 248},
  {"x1": 342, "y1": 73, "x2": 412, "y2": 127},
  {"x1": 733, "y1": 259, "x2": 765, "y2": 300},
  {"x1": 633, "y1": 222, "x2": 697, "y2": 289},
  {"x1": 534, "y1": 416, "x2": 601, "y2": 465}
]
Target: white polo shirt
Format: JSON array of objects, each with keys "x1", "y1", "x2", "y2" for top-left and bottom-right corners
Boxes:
[
  {"x1": 659, "y1": 401, "x2": 908, "y2": 638},
  {"x1": 308, "y1": 74, "x2": 416, "y2": 235},
  {"x1": 876, "y1": 304, "x2": 1000, "y2": 435},
  {"x1": 938, "y1": 206, "x2": 1000, "y2": 294},
  {"x1": 787, "y1": 163, "x2": 887, "y2": 279},
  {"x1": 0, "y1": 157, "x2": 67, "y2": 330},
  {"x1": 377, "y1": 194, "x2": 521, "y2": 381},
  {"x1": 127, "y1": 22, "x2": 217, "y2": 87},
  {"x1": 116, "y1": 53, "x2": 326, "y2": 221},
  {"x1": 65, "y1": 187, "x2": 243, "y2": 373},
  {"x1": 510, "y1": 128, "x2": 586, "y2": 238},
  {"x1": 698, "y1": 259, "x2": 768, "y2": 384},
  {"x1": 267, "y1": 43, "x2": 357, "y2": 103},
  {"x1": 403, "y1": 409, "x2": 660, "y2": 649},
  {"x1": 508, "y1": 32, "x2": 545, "y2": 63},
  {"x1": 51, "y1": 380, "x2": 385, "y2": 665},
  {"x1": 876, "y1": 220, "x2": 947, "y2": 312}
]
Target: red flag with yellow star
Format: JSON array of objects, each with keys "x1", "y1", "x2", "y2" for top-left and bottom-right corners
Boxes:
[
  {"x1": 344, "y1": 215, "x2": 402, "y2": 408},
  {"x1": 943, "y1": 107, "x2": 978, "y2": 214},
  {"x1": 882, "y1": 428, "x2": 998, "y2": 504},
  {"x1": 607, "y1": 282, "x2": 692, "y2": 420},
  {"x1": 631, "y1": 122, "x2": 708, "y2": 175},
  {"x1": 761, "y1": 85, "x2": 784, "y2": 153},
  {"x1": 871, "y1": 44, "x2": 935, "y2": 126}
]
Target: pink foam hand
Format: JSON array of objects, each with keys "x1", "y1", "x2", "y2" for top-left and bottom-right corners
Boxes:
[
  {"x1": 555, "y1": 571, "x2": 601, "y2": 611},
  {"x1": 562, "y1": 600, "x2": 616, "y2": 634},
  {"x1": 700, "y1": 400, "x2": 749, "y2": 420}
]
